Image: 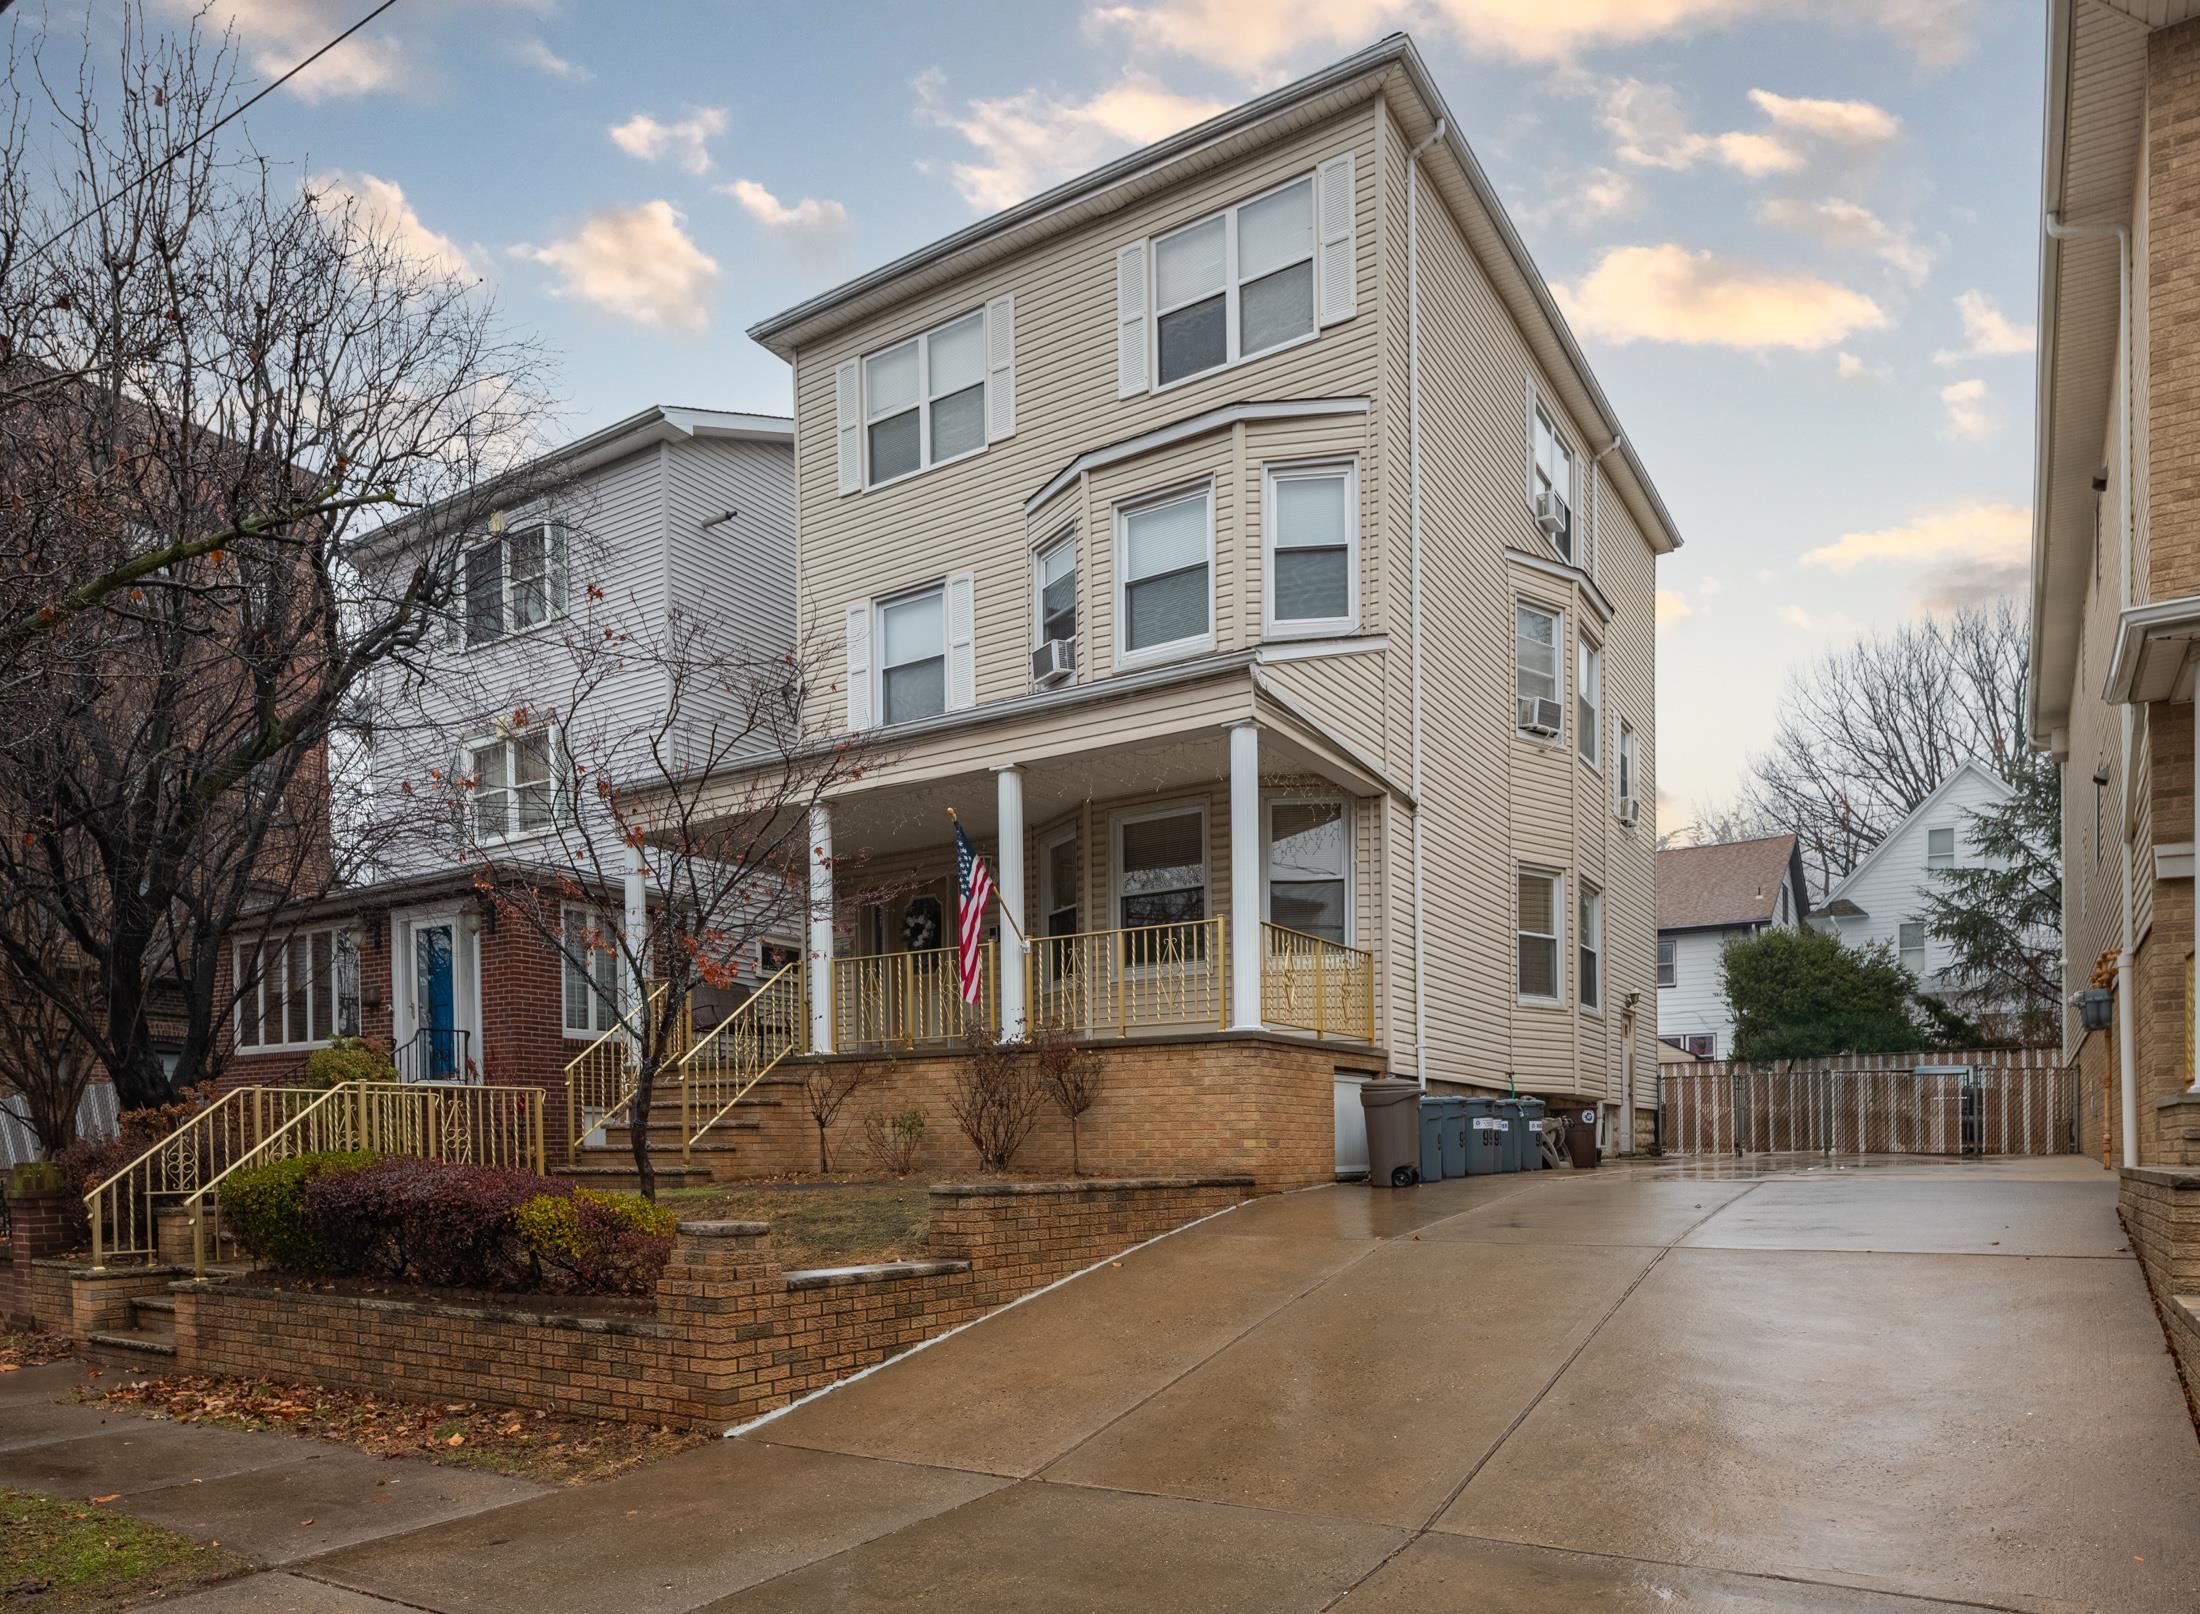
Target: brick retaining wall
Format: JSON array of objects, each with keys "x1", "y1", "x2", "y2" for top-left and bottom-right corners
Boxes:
[
  {"x1": 2120, "y1": 1166, "x2": 2200, "y2": 1401},
  {"x1": 171, "y1": 1175, "x2": 1255, "y2": 1429}
]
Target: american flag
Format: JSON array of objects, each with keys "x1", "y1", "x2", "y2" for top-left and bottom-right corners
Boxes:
[{"x1": 954, "y1": 821, "x2": 995, "y2": 1006}]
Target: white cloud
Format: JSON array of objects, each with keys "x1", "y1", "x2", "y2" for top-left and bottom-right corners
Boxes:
[
  {"x1": 1555, "y1": 245, "x2": 1888, "y2": 351},
  {"x1": 1834, "y1": 350, "x2": 1890, "y2": 382},
  {"x1": 1780, "y1": 605, "x2": 1813, "y2": 629},
  {"x1": 519, "y1": 201, "x2": 718, "y2": 331},
  {"x1": 722, "y1": 179, "x2": 850, "y2": 260},
  {"x1": 1849, "y1": 0, "x2": 1982, "y2": 68},
  {"x1": 915, "y1": 69, "x2": 1228, "y2": 213},
  {"x1": 1696, "y1": 577, "x2": 1724, "y2": 598},
  {"x1": 1939, "y1": 377, "x2": 1992, "y2": 441},
  {"x1": 1746, "y1": 90, "x2": 1899, "y2": 146},
  {"x1": 1601, "y1": 80, "x2": 1798, "y2": 176},
  {"x1": 1801, "y1": 500, "x2": 2030, "y2": 611},
  {"x1": 1758, "y1": 198, "x2": 1932, "y2": 286},
  {"x1": 511, "y1": 36, "x2": 589, "y2": 81},
  {"x1": 307, "y1": 171, "x2": 474, "y2": 277},
  {"x1": 1518, "y1": 165, "x2": 1637, "y2": 230},
  {"x1": 609, "y1": 107, "x2": 729, "y2": 176},
  {"x1": 1934, "y1": 289, "x2": 2035, "y2": 363},
  {"x1": 170, "y1": 0, "x2": 405, "y2": 100},
  {"x1": 1657, "y1": 587, "x2": 1693, "y2": 630}
]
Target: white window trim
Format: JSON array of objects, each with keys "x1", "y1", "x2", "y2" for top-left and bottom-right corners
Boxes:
[
  {"x1": 1898, "y1": 920, "x2": 1929, "y2": 974},
  {"x1": 874, "y1": 581, "x2": 949, "y2": 728},
  {"x1": 463, "y1": 725, "x2": 561, "y2": 846},
  {"x1": 860, "y1": 308, "x2": 991, "y2": 492},
  {"x1": 1924, "y1": 826, "x2": 1956, "y2": 870},
  {"x1": 462, "y1": 523, "x2": 568, "y2": 652},
  {"x1": 1616, "y1": 716, "x2": 1638, "y2": 818},
  {"x1": 1108, "y1": 798, "x2": 1211, "y2": 937},
  {"x1": 1261, "y1": 458, "x2": 1360, "y2": 639},
  {"x1": 1577, "y1": 637, "x2": 1603, "y2": 772},
  {"x1": 1038, "y1": 821, "x2": 1081, "y2": 937},
  {"x1": 233, "y1": 927, "x2": 358, "y2": 1052},
  {"x1": 1514, "y1": 599, "x2": 1565, "y2": 745},
  {"x1": 1657, "y1": 935, "x2": 1676, "y2": 989},
  {"x1": 1032, "y1": 528, "x2": 1078, "y2": 676},
  {"x1": 1258, "y1": 793, "x2": 1353, "y2": 942},
  {"x1": 1146, "y1": 170, "x2": 1323, "y2": 396},
  {"x1": 1578, "y1": 883, "x2": 1605, "y2": 1016},
  {"x1": 560, "y1": 902, "x2": 623, "y2": 1041},
  {"x1": 1527, "y1": 394, "x2": 1580, "y2": 563},
  {"x1": 1518, "y1": 867, "x2": 1566, "y2": 1008},
  {"x1": 1114, "y1": 481, "x2": 1217, "y2": 670}
]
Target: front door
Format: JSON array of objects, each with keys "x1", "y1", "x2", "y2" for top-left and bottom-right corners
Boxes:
[{"x1": 412, "y1": 921, "x2": 460, "y2": 1080}]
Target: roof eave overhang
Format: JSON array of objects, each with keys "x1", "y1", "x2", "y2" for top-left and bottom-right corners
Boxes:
[
  {"x1": 2106, "y1": 594, "x2": 2200, "y2": 705},
  {"x1": 2029, "y1": 0, "x2": 2077, "y2": 748}
]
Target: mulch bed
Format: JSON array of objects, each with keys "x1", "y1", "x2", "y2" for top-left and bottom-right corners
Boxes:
[{"x1": 84, "y1": 1376, "x2": 706, "y2": 1485}]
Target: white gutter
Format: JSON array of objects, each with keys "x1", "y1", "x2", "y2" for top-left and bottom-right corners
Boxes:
[
  {"x1": 2047, "y1": 211, "x2": 2137, "y2": 1168},
  {"x1": 1407, "y1": 117, "x2": 1445, "y2": 1090}
]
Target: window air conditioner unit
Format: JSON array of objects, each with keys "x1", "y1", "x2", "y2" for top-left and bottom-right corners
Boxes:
[
  {"x1": 1031, "y1": 637, "x2": 1077, "y2": 687},
  {"x1": 1534, "y1": 490, "x2": 1570, "y2": 538},
  {"x1": 1516, "y1": 696, "x2": 1563, "y2": 737},
  {"x1": 1617, "y1": 795, "x2": 1640, "y2": 828}
]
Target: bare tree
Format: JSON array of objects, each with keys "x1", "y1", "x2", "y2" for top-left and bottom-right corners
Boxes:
[
  {"x1": 1031, "y1": 1028, "x2": 1104, "y2": 1176},
  {"x1": 800, "y1": 1066, "x2": 868, "y2": 1174},
  {"x1": 951, "y1": 1030, "x2": 1044, "y2": 1175},
  {"x1": 1728, "y1": 601, "x2": 2029, "y2": 897},
  {"x1": 0, "y1": 12, "x2": 552, "y2": 1108},
  {"x1": 0, "y1": 906, "x2": 94, "y2": 1155}
]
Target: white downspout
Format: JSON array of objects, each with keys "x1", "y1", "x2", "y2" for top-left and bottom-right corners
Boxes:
[
  {"x1": 2047, "y1": 212, "x2": 2136, "y2": 1167},
  {"x1": 1590, "y1": 431, "x2": 1625, "y2": 1144},
  {"x1": 1406, "y1": 117, "x2": 1445, "y2": 1091}
]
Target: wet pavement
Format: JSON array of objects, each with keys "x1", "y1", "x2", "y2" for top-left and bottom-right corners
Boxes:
[{"x1": 12, "y1": 1155, "x2": 2198, "y2": 1611}]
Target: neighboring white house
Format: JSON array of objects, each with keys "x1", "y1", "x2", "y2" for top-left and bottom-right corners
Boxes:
[
  {"x1": 1812, "y1": 759, "x2": 2014, "y2": 1000},
  {"x1": 1655, "y1": 833, "x2": 1809, "y2": 1060}
]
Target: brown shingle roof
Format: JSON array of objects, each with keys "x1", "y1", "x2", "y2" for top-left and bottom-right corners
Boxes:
[{"x1": 1656, "y1": 834, "x2": 1802, "y2": 932}]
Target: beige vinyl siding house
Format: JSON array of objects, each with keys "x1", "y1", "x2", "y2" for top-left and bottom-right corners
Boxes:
[{"x1": 695, "y1": 35, "x2": 1678, "y2": 1165}]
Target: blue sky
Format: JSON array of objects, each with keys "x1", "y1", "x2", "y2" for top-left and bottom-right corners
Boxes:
[{"x1": 37, "y1": 1, "x2": 2044, "y2": 819}]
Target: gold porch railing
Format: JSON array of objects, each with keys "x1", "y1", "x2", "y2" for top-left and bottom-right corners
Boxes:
[
  {"x1": 179, "y1": 1080, "x2": 545, "y2": 1275},
  {"x1": 562, "y1": 983, "x2": 681, "y2": 1163},
  {"x1": 833, "y1": 943, "x2": 998, "y2": 1051},
  {"x1": 675, "y1": 962, "x2": 806, "y2": 1162},
  {"x1": 1260, "y1": 923, "x2": 1376, "y2": 1042},
  {"x1": 1028, "y1": 917, "x2": 1229, "y2": 1039},
  {"x1": 85, "y1": 1086, "x2": 330, "y2": 1269}
]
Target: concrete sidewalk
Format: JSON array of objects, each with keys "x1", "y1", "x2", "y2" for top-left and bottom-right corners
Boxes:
[{"x1": 10, "y1": 1156, "x2": 2198, "y2": 1611}]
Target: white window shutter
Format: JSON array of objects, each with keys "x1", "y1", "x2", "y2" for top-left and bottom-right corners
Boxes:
[
  {"x1": 843, "y1": 601, "x2": 872, "y2": 731},
  {"x1": 945, "y1": 570, "x2": 977, "y2": 711},
  {"x1": 985, "y1": 294, "x2": 1017, "y2": 442},
  {"x1": 834, "y1": 360, "x2": 862, "y2": 495},
  {"x1": 1115, "y1": 241, "x2": 1149, "y2": 397},
  {"x1": 1316, "y1": 152, "x2": 1357, "y2": 326}
]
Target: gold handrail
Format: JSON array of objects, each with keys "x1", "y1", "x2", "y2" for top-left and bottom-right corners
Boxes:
[
  {"x1": 83, "y1": 1086, "x2": 329, "y2": 1269},
  {"x1": 833, "y1": 943, "x2": 999, "y2": 1051},
  {"x1": 562, "y1": 981, "x2": 670, "y2": 1163},
  {"x1": 674, "y1": 962, "x2": 806, "y2": 1162},
  {"x1": 1027, "y1": 917, "x2": 1228, "y2": 1039},
  {"x1": 1260, "y1": 922, "x2": 1376, "y2": 1041},
  {"x1": 181, "y1": 1080, "x2": 545, "y2": 1276}
]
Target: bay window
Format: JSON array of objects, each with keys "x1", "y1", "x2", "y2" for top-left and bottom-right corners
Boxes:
[
  {"x1": 1515, "y1": 603, "x2": 1562, "y2": 737},
  {"x1": 1578, "y1": 640, "x2": 1602, "y2": 767},
  {"x1": 1035, "y1": 533, "x2": 1077, "y2": 648}
]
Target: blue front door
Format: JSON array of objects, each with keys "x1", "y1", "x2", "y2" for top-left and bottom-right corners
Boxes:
[{"x1": 414, "y1": 923, "x2": 458, "y2": 1079}]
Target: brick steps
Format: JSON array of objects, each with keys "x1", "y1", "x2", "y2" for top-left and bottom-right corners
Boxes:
[{"x1": 84, "y1": 1292, "x2": 179, "y2": 1368}]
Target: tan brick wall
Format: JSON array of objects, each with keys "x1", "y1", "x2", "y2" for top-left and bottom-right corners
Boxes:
[
  {"x1": 173, "y1": 1176, "x2": 1254, "y2": 1430},
  {"x1": 2118, "y1": 1167, "x2": 2200, "y2": 1399},
  {"x1": 2076, "y1": 1024, "x2": 2114, "y2": 1166},
  {"x1": 2149, "y1": 21, "x2": 2200, "y2": 608}
]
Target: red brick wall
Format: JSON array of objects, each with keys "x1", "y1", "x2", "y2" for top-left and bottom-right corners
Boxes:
[
  {"x1": 5, "y1": 1188, "x2": 75, "y2": 1331},
  {"x1": 172, "y1": 1176, "x2": 1254, "y2": 1429}
]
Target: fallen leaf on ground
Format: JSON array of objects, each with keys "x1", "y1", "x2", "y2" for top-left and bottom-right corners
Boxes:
[{"x1": 89, "y1": 1493, "x2": 121, "y2": 1504}]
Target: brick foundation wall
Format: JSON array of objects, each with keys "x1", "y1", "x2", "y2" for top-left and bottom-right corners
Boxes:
[
  {"x1": 2119, "y1": 1166, "x2": 2200, "y2": 1402},
  {"x1": 733, "y1": 1034, "x2": 1364, "y2": 1188},
  {"x1": 5, "y1": 1187, "x2": 75, "y2": 1331},
  {"x1": 172, "y1": 1175, "x2": 1255, "y2": 1429}
]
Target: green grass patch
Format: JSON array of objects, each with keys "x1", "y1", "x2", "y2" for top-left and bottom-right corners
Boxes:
[
  {"x1": 661, "y1": 1183, "x2": 932, "y2": 1269},
  {"x1": 0, "y1": 1488, "x2": 244, "y2": 1610}
]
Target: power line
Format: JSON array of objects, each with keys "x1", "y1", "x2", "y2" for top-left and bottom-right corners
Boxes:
[{"x1": 22, "y1": 0, "x2": 401, "y2": 265}]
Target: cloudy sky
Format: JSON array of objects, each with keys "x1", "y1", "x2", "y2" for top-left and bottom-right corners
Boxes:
[{"x1": 32, "y1": 1, "x2": 2042, "y2": 821}]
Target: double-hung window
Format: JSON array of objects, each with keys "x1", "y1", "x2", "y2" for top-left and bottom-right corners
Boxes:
[
  {"x1": 463, "y1": 524, "x2": 567, "y2": 648},
  {"x1": 1040, "y1": 827, "x2": 1080, "y2": 938},
  {"x1": 1578, "y1": 885, "x2": 1604, "y2": 1012},
  {"x1": 1265, "y1": 461, "x2": 1356, "y2": 633},
  {"x1": 864, "y1": 310, "x2": 988, "y2": 488},
  {"x1": 1153, "y1": 175, "x2": 1316, "y2": 389},
  {"x1": 562, "y1": 905, "x2": 622, "y2": 1038},
  {"x1": 469, "y1": 728, "x2": 556, "y2": 842},
  {"x1": 1925, "y1": 827, "x2": 1955, "y2": 870},
  {"x1": 1657, "y1": 936, "x2": 1676, "y2": 988},
  {"x1": 1518, "y1": 869, "x2": 1563, "y2": 1003},
  {"x1": 1898, "y1": 920, "x2": 1928, "y2": 976},
  {"x1": 1118, "y1": 486, "x2": 1212, "y2": 663},
  {"x1": 1267, "y1": 798, "x2": 1348, "y2": 943},
  {"x1": 1116, "y1": 805, "x2": 1207, "y2": 932},
  {"x1": 1515, "y1": 603, "x2": 1562, "y2": 738},
  {"x1": 878, "y1": 586, "x2": 947, "y2": 725},
  {"x1": 1034, "y1": 534, "x2": 1077, "y2": 649},
  {"x1": 235, "y1": 927, "x2": 361, "y2": 1049},
  {"x1": 1578, "y1": 640, "x2": 1602, "y2": 767},
  {"x1": 1531, "y1": 407, "x2": 1576, "y2": 562}
]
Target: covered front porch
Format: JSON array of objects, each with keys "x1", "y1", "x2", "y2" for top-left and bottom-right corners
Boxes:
[{"x1": 804, "y1": 716, "x2": 1392, "y2": 1055}]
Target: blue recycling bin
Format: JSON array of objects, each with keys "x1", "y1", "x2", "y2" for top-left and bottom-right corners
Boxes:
[
  {"x1": 1462, "y1": 1097, "x2": 1504, "y2": 1174},
  {"x1": 1418, "y1": 1099, "x2": 1443, "y2": 1186},
  {"x1": 1517, "y1": 1098, "x2": 1548, "y2": 1171},
  {"x1": 1494, "y1": 1099, "x2": 1523, "y2": 1171},
  {"x1": 1437, "y1": 1097, "x2": 1468, "y2": 1178}
]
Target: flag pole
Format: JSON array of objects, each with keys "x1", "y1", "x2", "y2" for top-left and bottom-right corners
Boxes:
[{"x1": 948, "y1": 806, "x2": 1026, "y2": 946}]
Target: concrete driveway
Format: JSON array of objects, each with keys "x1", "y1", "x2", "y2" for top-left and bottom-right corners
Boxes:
[{"x1": 283, "y1": 1156, "x2": 2200, "y2": 1611}]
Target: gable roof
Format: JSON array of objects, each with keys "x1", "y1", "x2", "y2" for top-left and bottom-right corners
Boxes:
[
  {"x1": 1821, "y1": 759, "x2": 2013, "y2": 906},
  {"x1": 745, "y1": 32, "x2": 1680, "y2": 556},
  {"x1": 1657, "y1": 834, "x2": 1806, "y2": 932}
]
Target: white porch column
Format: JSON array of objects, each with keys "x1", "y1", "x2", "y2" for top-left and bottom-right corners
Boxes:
[
  {"x1": 622, "y1": 841, "x2": 650, "y2": 1017},
  {"x1": 994, "y1": 764, "x2": 1028, "y2": 1042},
  {"x1": 1229, "y1": 720, "x2": 1264, "y2": 1031},
  {"x1": 808, "y1": 802, "x2": 836, "y2": 1055}
]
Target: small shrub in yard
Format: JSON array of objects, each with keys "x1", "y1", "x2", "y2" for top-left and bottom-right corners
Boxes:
[
  {"x1": 1032, "y1": 1029, "x2": 1106, "y2": 1176},
  {"x1": 512, "y1": 1189, "x2": 676, "y2": 1296},
  {"x1": 302, "y1": 1036, "x2": 398, "y2": 1089},
  {"x1": 304, "y1": 1158, "x2": 551, "y2": 1290},
  {"x1": 951, "y1": 1031, "x2": 1045, "y2": 1173},
  {"x1": 862, "y1": 1108, "x2": 926, "y2": 1177},
  {"x1": 219, "y1": 1151, "x2": 375, "y2": 1272}
]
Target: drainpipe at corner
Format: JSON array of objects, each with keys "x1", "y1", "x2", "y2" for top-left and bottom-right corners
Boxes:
[{"x1": 1406, "y1": 115, "x2": 1445, "y2": 1091}]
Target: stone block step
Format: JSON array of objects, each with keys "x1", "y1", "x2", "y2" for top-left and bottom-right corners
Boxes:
[
  {"x1": 84, "y1": 1328, "x2": 177, "y2": 1369},
  {"x1": 131, "y1": 1294, "x2": 177, "y2": 1317}
]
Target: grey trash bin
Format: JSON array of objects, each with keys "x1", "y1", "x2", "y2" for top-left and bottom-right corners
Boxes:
[
  {"x1": 1437, "y1": 1097, "x2": 1468, "y2": 1178},
  {"x1": 1517, "y1": 1098, "x2": 1548, "y2": 1171},
  {"x1": 1361, "y1": 1079, "x2": 1422, "y2": 1188},
  {"x1": 1463, "y1": 1097, "x2": 1503, "y2": 1175},
  {"x1": 1418, "y1": 1100, "x2": 1444, "y2": 1186},
  {"x1": 1493, "y1": 1099, "x2": 1522, "y2": 1172}
]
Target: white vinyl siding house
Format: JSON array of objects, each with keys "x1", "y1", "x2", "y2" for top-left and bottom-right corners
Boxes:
[{"x1": 1655, "y1": 835, "x2": 1809, "y2": 1063}]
